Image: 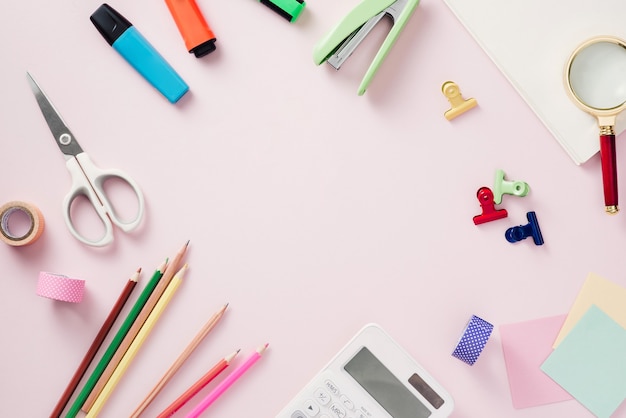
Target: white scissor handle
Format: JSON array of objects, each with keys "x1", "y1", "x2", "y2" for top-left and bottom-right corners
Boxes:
[{"x1": 63, "y1": 153, "x2": 145, "y2": 247}]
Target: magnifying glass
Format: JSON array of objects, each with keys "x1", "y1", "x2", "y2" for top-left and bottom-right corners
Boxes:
[{"x1": 565, "y1": 36, "x2": 626, "y2": 214}]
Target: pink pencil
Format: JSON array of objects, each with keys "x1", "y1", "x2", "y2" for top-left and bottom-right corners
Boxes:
[{"x1": 185, "y1": 344, "x2": 269, "y2": 418}]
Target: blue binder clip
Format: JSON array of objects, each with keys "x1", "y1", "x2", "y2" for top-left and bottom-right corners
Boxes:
[{"x1": 505, "y1": 211, "x2": 544, "y2": 245}]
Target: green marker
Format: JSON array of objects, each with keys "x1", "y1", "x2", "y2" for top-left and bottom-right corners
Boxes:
[{"x1": 259, "y1": 0, "x2": 305, "y2": 23}]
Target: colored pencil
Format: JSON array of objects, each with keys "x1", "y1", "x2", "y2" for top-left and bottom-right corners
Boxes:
[
  {"x1": 66, "y1": 260, "x2": 167, "y2": 418},
  {"x1": 185, "y1": 344, "x2": 269, "y2": 418},
  {"x1": 131, "y1": 303, "x2": 230, "y2": 417},
  {"x1": 82, "y1": 241, "x2": 189, "y2": 413},
  {"x1": 49, "y1": 268, "x2": 140, "y2": 418},
  {"x1": 86, "y1": 264, "x2": 188, "y2": 418},
  {"x1": 157, "y1": 349, "x2": 240, "y2": 418}
]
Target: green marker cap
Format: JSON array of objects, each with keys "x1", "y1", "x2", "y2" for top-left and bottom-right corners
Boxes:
[{"x1": 259, "y1": 0, "x2": 305, "y2": 23}]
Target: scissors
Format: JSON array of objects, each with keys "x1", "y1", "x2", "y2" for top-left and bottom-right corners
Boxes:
[{"x1": 26, "y1": 72, "x2": 145, "y2": 247}]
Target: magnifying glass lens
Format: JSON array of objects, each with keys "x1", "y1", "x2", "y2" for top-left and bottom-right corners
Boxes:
[{"x1": 569, "y1": 41, "x2": 626, "y2": 110}]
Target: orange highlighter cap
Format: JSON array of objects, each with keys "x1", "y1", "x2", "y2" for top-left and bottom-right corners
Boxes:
[{"x1": 165, "y1": 0, "x2": 216, "y2": 57}]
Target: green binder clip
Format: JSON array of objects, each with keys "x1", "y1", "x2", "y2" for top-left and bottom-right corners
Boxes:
[
  {"x1": 313, "y1": 0, "x2": 420, "y2": 95},
  {"x1": 493, "y1": 169, "x2": 530, "y2": 204}
]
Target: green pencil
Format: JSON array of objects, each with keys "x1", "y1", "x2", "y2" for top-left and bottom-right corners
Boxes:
[{"x1": 65, "y1": 259, "x2": 167, "y2": 418}]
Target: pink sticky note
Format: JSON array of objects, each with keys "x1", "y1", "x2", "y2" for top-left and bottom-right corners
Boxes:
[{"x1": 500, "y1": 314, "x2": 573, "y2": 409}]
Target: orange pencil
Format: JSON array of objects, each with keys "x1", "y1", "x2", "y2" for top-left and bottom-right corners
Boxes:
[
  {"x1": 81, "y1": 241, "x2": 189, "y2": 413},
  {"x1": 130, "y1": 303, "x2": 230, "y2": 417},
  {"x1": 157, "y1": 350, "x2": 240, "y2": 418},
  {"x1": 86, "y1": 264, "x2": 189, "y2": 418}
]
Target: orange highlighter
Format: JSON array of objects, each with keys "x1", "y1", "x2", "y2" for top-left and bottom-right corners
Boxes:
[{"x1": 165, "y1": 0, "x2": 216, "y2": 58}]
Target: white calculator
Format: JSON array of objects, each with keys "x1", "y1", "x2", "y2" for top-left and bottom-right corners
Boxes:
[{"x1": 276, "y1": 323, "x2": 454, "y2": 418}]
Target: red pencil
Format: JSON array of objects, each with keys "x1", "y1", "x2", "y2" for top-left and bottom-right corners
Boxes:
[
  {"x1": 156, "y1": 350, "x2": 240, "y2": 418},
  {"x1": 49, "y1": 268, "x2": 141, "y2": 418}
]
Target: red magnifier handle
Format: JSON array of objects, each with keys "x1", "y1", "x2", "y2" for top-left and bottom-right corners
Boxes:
[{"x1": 600, "y1": 133, "x2": 618, "y2": 214}]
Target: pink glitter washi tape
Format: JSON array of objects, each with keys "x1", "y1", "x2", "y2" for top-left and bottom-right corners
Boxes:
[{"x1": 37, "y1": 271, "x2": 85, "y2": 303}]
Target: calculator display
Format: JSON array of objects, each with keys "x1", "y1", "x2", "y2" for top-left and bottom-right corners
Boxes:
[{"x1": 344, "y1": 347, "x2": 431, "y2": 418}]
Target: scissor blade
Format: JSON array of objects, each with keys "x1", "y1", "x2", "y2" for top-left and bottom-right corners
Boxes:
[{"x1": 26, "y1": 72, "x2": 83, "y2": 157}]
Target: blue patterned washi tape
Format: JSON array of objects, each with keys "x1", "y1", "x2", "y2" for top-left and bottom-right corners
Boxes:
[{"x1": 452, "y1": 315, "x2": 494, "y2": 365}]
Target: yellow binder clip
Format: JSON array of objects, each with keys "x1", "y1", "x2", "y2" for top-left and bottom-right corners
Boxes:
[{"x1": 442, "y1": 81, "x2": 477, "y2": 120}]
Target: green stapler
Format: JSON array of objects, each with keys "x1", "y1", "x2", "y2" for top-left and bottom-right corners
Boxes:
[{"x1": 313, "y1": 0, "x2": 420, "y2": 95}]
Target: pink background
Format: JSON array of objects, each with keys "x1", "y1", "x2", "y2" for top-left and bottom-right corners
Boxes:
[{"x1": 2, "y1": 1, "x2": 626, "y2": 417}]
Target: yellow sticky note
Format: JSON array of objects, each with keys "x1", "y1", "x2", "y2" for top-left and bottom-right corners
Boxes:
[{"x1": 553, "y1": 272, "x2": 626, "y2": 348}]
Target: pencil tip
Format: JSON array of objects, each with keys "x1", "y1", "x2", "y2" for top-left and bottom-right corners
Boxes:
[
  {"x1": 185, "y1": 240, "x2": 190, "y2": 247},
  {"x1": 137, "y1": 267, "x2": 142, "y2": 273},
  {"x1": 226, "y1": 349, "x2": 241, "y2": 362}
]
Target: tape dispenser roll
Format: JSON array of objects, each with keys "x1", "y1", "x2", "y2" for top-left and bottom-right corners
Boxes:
[
  {"x1": 37, "y1": 272, "x2": 85, "y2": 303},
  {"x1": 452, "y1": 315, "x2": 494, "y2": 365},
  {"x1": 0, "y1": 201, "x2": 45, "y2": 246}
]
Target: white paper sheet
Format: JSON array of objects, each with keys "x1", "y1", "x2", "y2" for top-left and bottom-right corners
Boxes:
[{"x1": 442, "y1": 0, "x2": 626, "y2": 165}]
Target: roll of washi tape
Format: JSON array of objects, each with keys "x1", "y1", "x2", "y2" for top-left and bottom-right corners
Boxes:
[
  {"x1": 452, "y1": 315, "x2": 494, "y2": 365},
  {"x1": 0, "y1": 201, "x2": 45, "y2": 246},
  {"x1": 37, "y1": 272, "x2": 86, "y2": 303}
]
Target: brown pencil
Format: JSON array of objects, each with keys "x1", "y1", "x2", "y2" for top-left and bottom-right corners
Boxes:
[
  {"x1": 81, "y1": 241, "x2": 189, "y2": 413},
  {"x1": 130, "y1": 303, "x2": 229, "y2": 417},
  {"x1": 49, "y1": 268, "x2": 141, "y2": 418}
]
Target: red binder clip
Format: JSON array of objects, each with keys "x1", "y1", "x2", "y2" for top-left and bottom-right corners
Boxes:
[{"x1": 473, "y1": 187, "x2": 508, "y2": 225}]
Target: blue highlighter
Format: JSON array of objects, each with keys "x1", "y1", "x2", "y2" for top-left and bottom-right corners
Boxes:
[{"x1": 90, "y1": 3, "x2": 189, "y2": 103}]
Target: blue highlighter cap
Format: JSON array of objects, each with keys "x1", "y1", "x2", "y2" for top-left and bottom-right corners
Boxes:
[{"x1": 90, "y1": 4, "x2": 189, "y2": 103}]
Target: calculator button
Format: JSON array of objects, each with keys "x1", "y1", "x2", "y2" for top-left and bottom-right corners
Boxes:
[
  {"x1": 340, "y1": 395, "x2": 354, "y2": 410},
  {"x1": 303, "y1": 400, "x2": 320, "y2": 416},
  {"x1": 291, "y1": 412, "x2": 307, "y2": 418},
  {"x1": 328, "y1": 403, "x2": 347, "y2": 418},
  {"x1": 314, "y1": 388, "x2": 331, "y2": 405},
  {"x1": 324, "y1": 380, "x2": 340, "y2": 395}
]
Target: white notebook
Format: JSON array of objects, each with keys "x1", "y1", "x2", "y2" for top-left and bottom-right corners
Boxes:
[{"x1": 442, "y1": 0, "x2": 626, "y2": 165}]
